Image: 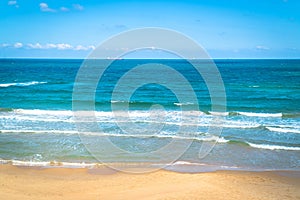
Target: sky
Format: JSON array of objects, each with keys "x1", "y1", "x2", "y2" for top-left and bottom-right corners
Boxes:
[{"x1": 1, "y1": 0, "x2": 300, "y2": 58}]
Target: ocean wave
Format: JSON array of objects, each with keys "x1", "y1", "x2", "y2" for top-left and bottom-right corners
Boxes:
[
  {"x1": 0, "y1": 109, "x2": 262, "y2": 129},
  {"x1": 0, "y1": 159, "x2": 245, "y2": 172},
  {"x1": 266, "y1": 127, "x2": 300, "y2": 134},
  {"x1": 0, "y1": 159, "x2": 238, "y2": 170},
  {"x1": 2, "y1": 109, "x2": 299, "y2": 119},
  {"x1": 3, "y1": 109, "x2": 206, "y2": 120},
  {"x1": 1, "y1": 109, "x2": 299, "y2": 133},
  {"x1": 0, "y1": 129, "x2": 78, "y2": 134},
  {"x1": 14, "y1": 109, "x2": 73, "y2": 116},
  {"x1": 0, "y1": 129, "x2": 229, "y2": 143},
  {"x1": 223, "y1": 124, "x2": 261, "y2": 129},
  {"x1": 209, "y1": 111, "x2": 299, "y2": 119},
  {"x1": 247, "y1": 142, "x2": 300, "y2": 151},
  {"x1": 249, "y1": 85, "x2": 260, "y2": 88},
  {"x1": 111, "y1": 100, "x2": 126, "y2": 103},
  {"x1": 0, "y1": 81, "x2": 47, "y2": 88},
  {"x1": 228, "y1": 140, "x2": 300, "y2": 151},
  {"x1": 0, "y1": 115, "x2": 262, "y2": 129},
  {"x1": 0, "y1": 109, "x2": 296, "y2": 131},
  {"x1": 174, "y1": 102, "x2": 195, "y2": 106},
  {"x1": 200, "y1": 111, "x2": 284, "y2": 118},
  {"x1": 0, "y1": 159, "x2": 97, "y2": 168},
  {"x1": 1, "y1": 129, "x2": 299, "y2": 151},
  {"x1": 0, "y1": 115, "x2": 72, "y2": 122},
  {"x1": 237, "y1": 112, "x2": 282, "y2": 118},
  {"x1": 208, "y1": 111, "x2": 229, "y2": 116}
]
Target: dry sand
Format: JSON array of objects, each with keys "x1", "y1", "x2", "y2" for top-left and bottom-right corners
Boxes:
[{"x1": 0, "y1": 165, "x2": 299, "y2": 200}]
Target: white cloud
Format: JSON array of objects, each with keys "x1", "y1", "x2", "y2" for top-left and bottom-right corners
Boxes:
[
  {"x1": 88, "y1": 45, "x2": 96, "y2": 50},
  {"x1": 56, "y1": 43, "x2": 73, "y2": 50},
  {"x1": 27, "y1": 43, "x2": 43, "y2": 49},
  {"x1": 74, "y1": 45, "x2": 88, "y2": 51},
  {"x1": 39, "y1": 3, "x2": 56, "y2": 12},
  {"x1": 8, "y1": 1, "x2": 19, "y2": 8},
  {"x1": 1, "y1": 43, "x2": 94, "y2": 51},
  {"x1": 27, "y1": 43, "x2": 57, "y2": 49},
  {"x1": 255, "y1": 45, "x2": 270, "y2": 50},
  {"x1": 14, "y1": 42, "x2": 23, "y2": 48},
  {"x1": 73, "y1": 4, "x2": 84, "y2": 11},
  {"x1": 1, "y1": 44, "x2": 10, "y2": 47},
  {"x1": 74, "y1": 45, "x2": 96, "y2": 51},
  {"x1": 38, "y1": 3, "x2": 83, "y2": 13},
  {"x1": 60, "y1": 7, "x2": 69, "y2": 12},
  {"x1": 8, "y1": 1, "x2": 17, "y2": 5},
  {"x1": 45, "y1": 43, "x2": 57, "y2": 49}
]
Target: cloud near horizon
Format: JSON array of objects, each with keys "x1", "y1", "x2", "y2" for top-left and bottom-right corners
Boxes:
[
  {"x1": 2, "y1": 43, "x2": 95, "y2": 51},
  {"x1": 255, "y1": 45, "x2": 270, "y2": 51},
  {"x1": 14, "y1": 42, "x2": 23, "y2": 48}
]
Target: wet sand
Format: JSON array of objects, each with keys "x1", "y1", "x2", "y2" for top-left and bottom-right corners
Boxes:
[{"x1": 0, "y1": 165, "x2": 299, "y2": 200}]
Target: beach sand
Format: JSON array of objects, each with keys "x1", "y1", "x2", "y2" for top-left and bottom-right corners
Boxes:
[{"x1": 0, "y1": 165, "x2": 299, "y2": 200}]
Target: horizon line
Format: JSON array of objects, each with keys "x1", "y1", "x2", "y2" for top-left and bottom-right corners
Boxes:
[{"x1": 1, "y1": 57, "x2": 300, "y2": 60}]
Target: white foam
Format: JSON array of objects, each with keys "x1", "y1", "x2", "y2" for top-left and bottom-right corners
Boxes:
[
  {"x1": 8, "y1": 160, "x2": 49, "y2": 166},
  {"x1": 11, "y1": 109, "x2": 285, "y2": 120},
  {"x1": 276, "y1": 124, "x2": 300, "y2": 129},
  {"x1": 200, "y1": 136, "x2": 229, "y2": 143},
  {"x1": 0, "y1": 81, "x2": 47, "y2": 88},
  {"x1": 111, "y1": 100, "x2": 126, "y2": 103},
  {"x1": 247, "y1": 142, "x2": 300, "y2": 151},
  {"x1": 0, "y1": 159, "x2": 97, "y2": 168},
  {"x1": 223, "y1": 123, "x2": 260, "y2": 129},
  {"x1": 209, "y1": 111, "x2": 229, "y2": 116},
  {"x1": 9, "y1": 109, "x2": 200, "y2": 121},
  {"x1": 0, "y1": 129, "x2": 78, "y2": 134},
  {"x1": 174, "y1": 102, "x2": 195, "y2": 106},
  {"x1": 266, "y1": 127, "x2": 300, "y2": 134},
  {"x1": 14, "y1": 109, "x2": 73, "y2": 116},
  {"x1": 0, "y1": 115, "x2": 72, "y2": 122},
  {"x1": 4, "y1": 109, "x2": 298, "y2": 134},
  {"x1": 0, "y1": 129, "x2": 229, "y2": 144},
  {"x1": 238, "y1": 112, "x2": 282, "y2": 118},
  {"x1": 170, "y1": 161, "x2": 205, "y2": 166},
  {"x1": 249, "y1": 85, "x2": 260, "y2": 88},
  {"x1": 1, "y1": 109, "x2": 265, "y2": 130}
]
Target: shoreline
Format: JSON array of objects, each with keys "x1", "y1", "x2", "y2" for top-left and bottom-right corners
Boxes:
[
  {"x1": 0, "y1": 164, "x2": 299, "y2": 200},
  {"x1": 1, "y1": 159, "x2": 299, "y2": 173}
]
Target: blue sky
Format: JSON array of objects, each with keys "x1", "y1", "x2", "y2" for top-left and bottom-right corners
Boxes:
[{"x1": 1, "y1": 0, "x2": 300, "y2": 58}]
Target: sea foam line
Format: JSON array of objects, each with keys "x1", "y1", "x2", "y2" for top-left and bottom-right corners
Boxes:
[
  {"x1": 247, "y1": 142, "x2": 300, "y2": 151},
  {"x1": 0, "y1": 130, "x2": 78, "y2": 134},
  {"x1": 238, "y1": 112, "x2": 282, "y2": 118},
  {"x1": 266, "y1": 127, "x2": 300, "y2": 134},
  {"x1": 0, "y1": 159, "x2": 238, "y2": 171},
  {"x1": 1, "y1": 109, "x2": 291, "y2": 119},
  {"x1": 0, "y1": 159, "x2": 97, "y2": 168},
  {"x1": 0, "y1": 129, "x2": 228, "y2": 143},
  {"x1": 1, "y1": 129, "x2": 298, "y2": 151},
  {"x1": 0, "y1": 114, "x2": 261, "y2": 129},
  {"x1": 0, "y1": 81, "x2": 47, "y2": 88}
]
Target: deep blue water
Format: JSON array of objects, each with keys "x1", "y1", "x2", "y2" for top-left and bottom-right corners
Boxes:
[{"x1": 0, "y1": 59, "x2": 299, "y2": 171}]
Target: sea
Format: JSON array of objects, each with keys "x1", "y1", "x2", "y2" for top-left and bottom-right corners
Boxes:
[{"x1": 0, "y1": 59, "x2": 299, "y2": 172}]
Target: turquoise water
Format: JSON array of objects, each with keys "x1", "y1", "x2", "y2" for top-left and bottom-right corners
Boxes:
[{"x1": 0, "y1": 59, "x2": 299, "y2": 171}]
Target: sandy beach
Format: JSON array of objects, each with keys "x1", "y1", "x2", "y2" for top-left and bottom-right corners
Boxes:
[{"x1": 0, "y1": 165, "x2": 299, "y2": 200}]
